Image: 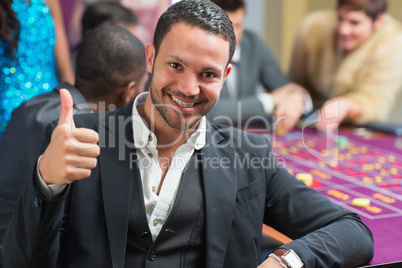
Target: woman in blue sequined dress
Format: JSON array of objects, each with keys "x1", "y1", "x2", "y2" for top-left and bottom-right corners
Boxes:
[{"x1": 0, "y1": 0, "x2": 74, "y2": 136}]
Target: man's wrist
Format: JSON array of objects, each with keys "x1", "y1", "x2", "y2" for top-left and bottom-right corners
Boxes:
[
  {"x1": 37, "y1": 156, "x2": 66, "y2": 199},
  {"x1": 270, "y1": 249, "x2": 304, "y2": 268},
  {"x1": 268, "y1": 252, "x2": 288, "y2": 267}
]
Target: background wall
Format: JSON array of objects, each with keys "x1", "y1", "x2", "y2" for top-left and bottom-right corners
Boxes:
[{"x1": 244, "y1": 0, "x2": 265, "y2": 37}]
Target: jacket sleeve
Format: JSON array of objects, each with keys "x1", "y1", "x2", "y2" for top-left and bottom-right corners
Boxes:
[
  {"x1": 289, "y1": 29, "x2": 310, "y2": 91},
  {"x1": 288, "y1": 12, "x2": 325, "y2": 96},
  {"x1": 2, "y1": 122, "x2": 70, "y2": 268},
  {"x1": 263, "y1": 148, "x2": 374, "y2": 267}
]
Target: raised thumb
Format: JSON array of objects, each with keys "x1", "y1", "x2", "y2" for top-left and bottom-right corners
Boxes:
[{"x1": 58, "y1": 89, "x2": 75, "y2": 128}]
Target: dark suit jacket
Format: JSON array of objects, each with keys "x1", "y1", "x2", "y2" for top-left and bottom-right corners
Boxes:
[
  {"x1": 208, "y1": 30, "x2": 290, "y2": 124},
  {"x1": 0, "y1": 82, "x2": 89, "y2": 265},
  {"x1": 3, "y1": 101, "x2": 374, "y2": 267}
]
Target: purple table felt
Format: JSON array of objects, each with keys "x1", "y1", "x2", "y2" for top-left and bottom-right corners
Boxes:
[{"x1": 250, "y1": 127, "x2": 402, "y2": 265}]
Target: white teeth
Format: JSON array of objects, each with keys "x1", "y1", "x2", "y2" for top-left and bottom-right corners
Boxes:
[{"x1": 171, "y1": 95, "x2": 195, "y2": 108}]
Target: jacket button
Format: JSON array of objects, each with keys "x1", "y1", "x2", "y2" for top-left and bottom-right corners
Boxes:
[
  {"x1": 148, "y1": 251, "x2": 157, "y2": 261},
  {"x1": 140, "y1": 231, "x2": 149, "y2": 238},
  {"x1": 33, "y1": 195, "x2": 40, "y2": 208}
]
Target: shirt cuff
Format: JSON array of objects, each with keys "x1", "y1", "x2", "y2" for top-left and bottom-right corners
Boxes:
[
  {"x1": 257, "y1": 92, "x2": 275, "y2": 115},
  {"x1": 36, "y1": 155, "x2": 66, "y2": 199}
]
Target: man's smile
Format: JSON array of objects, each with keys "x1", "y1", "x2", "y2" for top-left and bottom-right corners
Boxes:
[{"x1": 170, "y1": 94, "x2": 196, "y2": 108}]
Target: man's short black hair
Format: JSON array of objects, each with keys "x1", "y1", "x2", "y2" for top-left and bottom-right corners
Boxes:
[
  {"x1": 75, "y1": 25, "x2": 146, "y2": 98},
  {"x1": 81, "y1": 2, "x2": 139, "y2": 35},
  {"x1": 210, "y1": 0, "x2": 245, "y2": 12},
  {"x1": 153, "y1": 0, "x2": 236, "y2": 65}
]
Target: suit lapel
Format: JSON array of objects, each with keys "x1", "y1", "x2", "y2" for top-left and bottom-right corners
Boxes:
[
  {"x1": 202, "y1": 123, "x2": 238, "y2": 267},
  {"x1": 98, "y1": 104, "x2": 135, "y2": 268}
]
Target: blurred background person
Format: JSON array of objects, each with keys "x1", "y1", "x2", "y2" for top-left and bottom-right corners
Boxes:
[
  {"x1": 71, "y1": 1, "x2": 140, "y2": 69},
  {"x1": 81, "y1": 1, "x2": 139, "y2": 35},
  {"x1": 119, "y1": 0, "x2": 170, "y2": 45},
  {"x1": 68, "y1": 0, "x2": 170, "y2": 47},
  {"x1": 208, "y1": 0, "x2": 312, "y2": 132},
  {"x1": 0, "y1": 0, "x2": 74, "y2": 137},
  {"x1": 0, "y1": 25, "x2": 147, "y2": 263},
  {"x1": 290, "y1": 0, "x2": 402, "y2": 131}
]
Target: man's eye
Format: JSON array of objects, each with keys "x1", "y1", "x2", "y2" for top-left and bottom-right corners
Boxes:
[
  {"x1": 170, "y1": 63, "x2": 180, "y2": 69},
  {"x1": 350, "y1": 20, "x2": 360, "y2": 26},
  {"x1": 202, "y1": 72, "x2": 216, "y2": 78}
]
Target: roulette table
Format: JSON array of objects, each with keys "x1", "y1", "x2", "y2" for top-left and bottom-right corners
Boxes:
[{"x1": 250, "y1": 126, "x2": 402, "y2": 266}]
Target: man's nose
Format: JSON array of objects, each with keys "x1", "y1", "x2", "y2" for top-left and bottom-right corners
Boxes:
[
  {"x1": 338, "y1": 22, "x2": 351, "y2": 35},
  {"x1": 178, "y1": 73, "x2": 200, "y2": 96}
]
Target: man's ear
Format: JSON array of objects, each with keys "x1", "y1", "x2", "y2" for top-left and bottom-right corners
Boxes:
[
  {"x1": 145, "y1": 43, "x2": 156, "y2": 74},
  {"x1": 222, "y1": 63, "x2": 232, "y2": 83},
  {"x1": 374, "y1": 13, "x2": 384, "y2": 30},
  {"x1": 122, "y1": 81, "x2": 137, "y2": 104}
]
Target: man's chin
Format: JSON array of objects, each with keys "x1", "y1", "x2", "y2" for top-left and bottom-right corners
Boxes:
[
  {"x1": 167, "y1": 116, "x2": 202, "y2": 131},
  {"x1": 340, "y1": 42, "x2": 358, "y2": 51}
]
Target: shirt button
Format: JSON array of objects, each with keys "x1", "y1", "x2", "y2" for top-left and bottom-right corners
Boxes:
[
  {"x1": 152, "y1": 186, "x2": 156, "y2": 192},
  {"x1": 148, "y1": 251, "x2": 157, "y2": 261},
  {"x1": 148, "y1": 153, "x2": 153, "y2": 158},
  {"x1": 139, "y1": 141, "x2": 144, "y2": 146},
  {"x1": 149, "y1": 135, "x2": 153, "y2": 141},
  {"x1": 153, "y1": 219, "x2": 158, "y2": 226}
]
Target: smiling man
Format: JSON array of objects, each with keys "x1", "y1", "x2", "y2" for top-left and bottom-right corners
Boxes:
[
  {"x1": 290, "y1": 0, "x2": 402, "y2": 131},
  {"x1": 3, "y1": 1, "x2": 373, "y2": 267},
  {"x1": 144, "y1": 22, "x2": 230, "y2": 131}
]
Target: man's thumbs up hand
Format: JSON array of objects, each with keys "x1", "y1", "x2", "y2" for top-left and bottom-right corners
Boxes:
[
  {"x1": 58, "y1": 88, "x2": 76, "y2": 128},
  {"x1": 39, "y1": 89, "x2": 100, "y2": 186}
]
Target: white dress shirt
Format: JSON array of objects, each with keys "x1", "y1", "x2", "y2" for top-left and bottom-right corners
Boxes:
[
  {"x1": 132, "y1": 93, "x2": 206, "y2": 241},
  {"x1": 37, "y1": 92, "x2": 207, "y2": 241}
]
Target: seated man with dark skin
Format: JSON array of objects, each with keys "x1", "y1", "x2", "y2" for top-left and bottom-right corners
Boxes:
[
  {"x1": 0, "y1": 25, "x2": 146, "y2": 264},
  {"x1": 3, "y1": 1, "x2": 373, "y2": 267},
  {"x1": 208, "y1": 0, "x2": 312, "y2": 132},
  {"x1": 71, "y1": 1, "x2": 140, "y2": 70},
  {"x1": 81, "y1": 1, "x2": 140, "y2": 36}
]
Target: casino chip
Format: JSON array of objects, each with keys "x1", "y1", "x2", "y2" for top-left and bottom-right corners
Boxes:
[
  {"x1": 351, "y1": 198, "x2": 370, "y2": 207},
  {"x1": 276, "y1": 127, "x2": 286, "y2": 136},
  {"x1": 335, "y1": 135, "x2": 349, "y2": 149},
  {"x1": 295, "y1": 173, "x2": 313, "y2": 187}
]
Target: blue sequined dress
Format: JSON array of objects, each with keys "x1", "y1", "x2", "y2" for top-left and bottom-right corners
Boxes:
[{"x1": 0, "y1": 0, "x2": 59, "y2": 136}]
